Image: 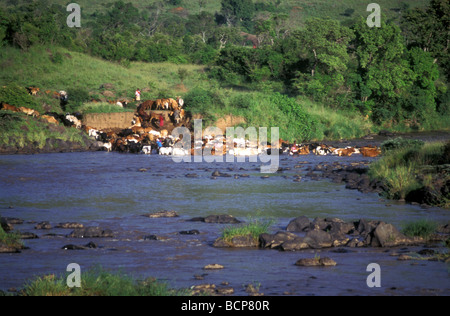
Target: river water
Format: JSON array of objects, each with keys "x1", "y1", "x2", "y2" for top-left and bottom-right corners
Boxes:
[{"x1": 0, "y1": 152, "x2": 449, "y2": 296}]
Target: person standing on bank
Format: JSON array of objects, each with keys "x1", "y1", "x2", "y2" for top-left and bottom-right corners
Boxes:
[{"x1": 135, "y1": 88, "x2": 141, "y2": 102}]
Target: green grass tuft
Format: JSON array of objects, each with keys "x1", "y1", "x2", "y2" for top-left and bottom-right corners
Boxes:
[
  {"x1": 402, "y1": 220, "x2": 437, "y2": 240},
  {"x1": 222, "y1": 217, "x2": 274, "y2": 244},
  {"x1": 21, "y1": 266, "x2": 191, "y2": 296}
]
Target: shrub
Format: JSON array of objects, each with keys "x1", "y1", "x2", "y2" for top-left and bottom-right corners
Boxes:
[
  {"x1": 222, "y1": 217, "x2": 274, "y2": 244},
  {"x1": 0, "y1": 84, "x2": 41, "y2": 112},
  {"x1": 269, "y1": 92, "x2": 318, "y2": 141},
  {"x1": 0, "y1": 225, "x2": 23, "y2": 249},
  {"x1": 66, "y1": 87, "x2": 90, "y2": 112},
  {"x1": 21, "y1": 266, "x2": 190, "y2": 296},
  {"x1": 402, "y1": 220, "x2": 437, "y2": 240},
  {"x1": 380, "y1": 137, "x2": 424, "y2": 153}
]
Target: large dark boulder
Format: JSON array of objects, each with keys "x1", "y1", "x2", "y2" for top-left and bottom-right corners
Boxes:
[
  {"x1": 204, "y1": 214, "x2": 241, "y2": 224},
  {"x1": 286, "y1": 216, "x2": 311, "y2": 232},
  {"x1": 190, "y1": 214, "x2": 241, "y2": 224},
  {"x1": 259, "y1": 231, "x2": 298, "y2": 249},
  {"x1": 305, "y1": 230, "x2": 333, "y2": 249},
  {"x1": 405, "y1": 186, "x2": 441, "y2": 206},
  {"x1": 280, "y1": 237, "x2": 310, "y2": 251},
  {"x1": 371, "y1": 222, "x2": 413, "y2": 247}
]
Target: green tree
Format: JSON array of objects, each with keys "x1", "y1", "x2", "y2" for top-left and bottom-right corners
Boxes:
[
  {"x1": 292, "y1": 18, "x2": 354, "y2": 102},
  {"x1": 353, "y1": 17, "x2": 415, "y2": 124},
  {"x1": 186, "y1": 11, "x2": 217, "y2": 44},
  {"x1": 401, "y1": 0, "x2": 449, "y2": 78},
  {"x1": 220, "y1": 0, "x2": 255, "y2": 29}
]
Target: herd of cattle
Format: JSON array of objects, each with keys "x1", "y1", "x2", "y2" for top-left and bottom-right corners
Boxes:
[{"x1": 1, "y1": 86, "x2": 382, "y2": 158}]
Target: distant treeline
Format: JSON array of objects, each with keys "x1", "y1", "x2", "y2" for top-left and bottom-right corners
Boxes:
[{"x1": 0, "y1": 0, "x2": 448, "y2": 129}]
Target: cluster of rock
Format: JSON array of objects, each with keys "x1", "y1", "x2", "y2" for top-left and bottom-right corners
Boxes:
[
  {"x1": 0, "y1": 216, "x2": 114, "y2": 253},
  {"x1": 212, "y1": 215, "x2": 449, "y2": 251},
  {"x1": 261, "y1": 216, "x2": 424, "y2": 251},
  {"x1": 306, "y1": 162, "x2": 385, "y2": 194}
]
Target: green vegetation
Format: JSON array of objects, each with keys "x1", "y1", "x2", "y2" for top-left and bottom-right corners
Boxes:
[
  {"x1": 0, "y1": 111, "x2": 88, "y2": 151},
  {"x1": 222, "y1": 217, "x2": 274, "y2": 244},
  {"x1": 402, "y1": 220, "x2": 437, "y2": 240},
  {"x1": 21, "y1": 266, "x2": 191, "y2": 296},
  {"x1": 0, "y1": 0, "x2": 448, "y2": 142},
  {"x1": 0, "y1": 225, "x2": 23, "y2": 249},
  {"x1": 380, "y1": 137, "x2": 425, "y2": 153},
  {"x1": 79, "y1": 102, "x2": 135, "y2": 114},
  {"x1": 369, "y1": 140, "x2": 450, "y2": 206}
]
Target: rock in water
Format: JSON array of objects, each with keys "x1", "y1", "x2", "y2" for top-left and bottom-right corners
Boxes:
[
  {"x1": 67, "y1": 227, "x2": 113, "y2": 238},
  {"x1": 143, "y1": 211, "x2": 179, "y2": 218},
  {"x1": 295, "y1": 257, "x2": 337, "y2": 267},
  {"x1": 286, "y1": 216, "x2": 311, "y2": 232}
]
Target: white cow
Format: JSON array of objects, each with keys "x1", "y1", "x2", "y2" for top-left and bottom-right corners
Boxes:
[
  {"x1": 142, "y1": 146, "x2": 152, "y2": 155},
  {"x1": 65, "y1": 115, "x2": 82, "y2": 129},
  {"x1": 159, "y1": 147, "x2": 173, "y2": 156}
]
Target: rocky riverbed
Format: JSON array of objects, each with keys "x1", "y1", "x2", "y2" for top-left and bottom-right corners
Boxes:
[{"x1": 1, "y1": 151, "x2": 449, "y2": 296}]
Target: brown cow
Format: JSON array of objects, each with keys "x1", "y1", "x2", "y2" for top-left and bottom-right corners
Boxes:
[
  {"x1": 41, "y1": 115, "x2": 59, "y2": 125},
  {"x1": 360, "y1": 146, "x2": 381, "y2": 157},
  {"x1": 167, "y1": 98, "x2": 179, "y2": 111},
  {"x1": 1, "y1": 103, "x2": 21, "y2": 113},
  {"x1": 155, "y1": 99, "x2": 170, "y2": 110},
  {"x1": 19, "y1": 107, "x2": 40, "y2": 117},
  {"x1": 138, "y1": 100, "x2": 156, "y2": 112},
  {"x1": 298, "y1": 145, "x2": 310, "y2": 155},
  {"x1": 27, "y1": 87, "x2": 40, "y2": 96},
  {"x1": 334, "y1": 147, "x2": 356, "y2": 157}
]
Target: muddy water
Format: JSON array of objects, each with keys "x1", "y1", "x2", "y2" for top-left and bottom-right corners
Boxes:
[{"x1": 0, "y1": 152, "x2": 449, "y2": 296}]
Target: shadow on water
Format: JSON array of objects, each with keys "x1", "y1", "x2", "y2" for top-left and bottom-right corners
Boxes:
[{"x1": 0, "y1": 152, "x2": 449, "y2": 295}]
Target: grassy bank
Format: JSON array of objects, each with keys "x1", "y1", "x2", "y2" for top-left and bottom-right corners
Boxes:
[
  {"x1": 0, "y1": 111, "x2": 90, "y2": 152},
  {"x1": 18, "y1": 267, "x2": 190, "y2": 296},
  {"x1": 369, "y1": 140, "x2": 450, "y2": 207},
  {"x1": 1, "y1": 45, "x2": 447, "y2": 144}
]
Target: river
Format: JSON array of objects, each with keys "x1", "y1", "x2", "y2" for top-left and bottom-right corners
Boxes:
[{"x1": 0, "y1": 152, "x2": 449, "y2": 295}]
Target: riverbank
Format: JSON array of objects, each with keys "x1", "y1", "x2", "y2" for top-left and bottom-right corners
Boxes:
[{"x1": 0, "y1": 111, "x2": 98, "y2": 155}]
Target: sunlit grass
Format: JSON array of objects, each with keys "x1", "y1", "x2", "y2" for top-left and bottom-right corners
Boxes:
[{"x1": 21, "y1": 266, "x2": 191, "y2": 296}]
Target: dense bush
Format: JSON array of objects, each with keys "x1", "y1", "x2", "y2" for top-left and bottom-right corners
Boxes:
[
  {"x1": 0, "y1": 84, "x2": 41, "y2": 112},
  {"x1": 380, "y1": 137, "x2": 425, "y2": 153},
  {"x1": 66, "y1": 87, "x2": 90, "y2": 112}
]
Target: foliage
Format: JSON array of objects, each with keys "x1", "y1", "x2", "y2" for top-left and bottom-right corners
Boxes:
[
  {"x1": 78, "y1": 102, "x2": 134, "y2": 114},
  {"x1": 66, "y1": 87, "x2": 90, "y2": 112},
  {"x1": 401, "y1": 0, "x2": 450, "y2": 79},
  {"x1": 402, "y1": 220, "x2": 437, "y2": 240},
  {"x1": 369, "y1": 141, "x2": 448, "y2": 202},
  {"x1": 222, "y1": 216, "x2": 273, "y2": 244},
  {"x1": 0, "y1": 111, "x2": 86, "y2": 150},
  {"x1": 380, "y1": 137, "x2": 425, "y2": 153},
  {"x1": 219, "y1": 0, "x2": 255, "y2": 29},
  {"x1": 21, "y1": 266, "x2": 191, "y2": 296},
  {"x1": 0, "y1": 225, "x2": 23, "y2": 248},
  {"x1": 0, "y1": 0, "x2": 448, "y2": 141},
  {"x1": 0, "y1": 84, "x2": 41, "y2": 112}
]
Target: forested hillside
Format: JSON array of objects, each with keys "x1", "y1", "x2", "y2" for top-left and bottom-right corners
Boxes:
[{"x1": 0, "y1": 0, "x2": 448, "y2": 142}]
